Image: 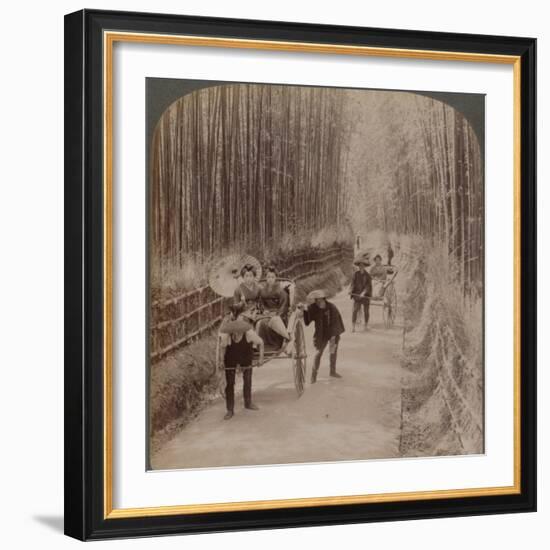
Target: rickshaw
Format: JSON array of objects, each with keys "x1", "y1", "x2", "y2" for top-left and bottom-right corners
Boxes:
[
  {"x1": 351, "y1": 266, "x2": 399, "y2": 329},
  {"x1": 214, "y1": 276, "x2": 308, "y2": 398}
]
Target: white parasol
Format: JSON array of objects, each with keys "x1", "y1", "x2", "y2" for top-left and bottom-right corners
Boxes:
[{"x1": 208, "y1": 254, "x2": 262, "y2": 297}]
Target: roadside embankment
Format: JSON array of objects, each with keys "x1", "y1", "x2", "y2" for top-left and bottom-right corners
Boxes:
[{"x1": 398, "y1": 243, "x2": 484, "y2": 457}]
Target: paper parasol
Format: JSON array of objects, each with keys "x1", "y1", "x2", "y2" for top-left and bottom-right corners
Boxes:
[{"x1": 208, "y1": 254, "x2": 262, "y2": 297}]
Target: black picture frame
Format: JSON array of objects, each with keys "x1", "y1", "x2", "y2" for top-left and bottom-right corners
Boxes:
[{"x1": 64, "y1": 8, "x2": 536, "y2": 541}]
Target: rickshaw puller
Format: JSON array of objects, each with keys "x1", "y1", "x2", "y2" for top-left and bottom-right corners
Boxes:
[
  {"x1": 350, "y1": 259, "x2": 372, "y2": 332},
  {"x1": 219, "y1": 306, "x2": 264, "y2": 420}
]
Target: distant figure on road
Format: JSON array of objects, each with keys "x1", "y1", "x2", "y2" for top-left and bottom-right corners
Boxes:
[
  {"x1": 350, "y1": 259, "x2": 372, "y2": 332},
  {"x1": 298, "y1": 290, "x2": 345, "y2": 383},
  {"x1": 355, "y1": 235, "x2": 361, "y2": 252},
  {"x1": 387, "y1": 243, "x2": 394, "y2": 266},
  {"x1": 219, "y1": 304, "x2": 264, "y2": 420}
]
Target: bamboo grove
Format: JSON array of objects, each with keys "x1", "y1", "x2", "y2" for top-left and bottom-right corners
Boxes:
[
  {"x1": 344, "y1": 91, "x2": 484, "y2": 296},
  {"x1": 151, "y1": 85, "x2": 484, "y2": 297},
  {"x1": 150, "y1": 84, "x2": 349, "y2": 275}
]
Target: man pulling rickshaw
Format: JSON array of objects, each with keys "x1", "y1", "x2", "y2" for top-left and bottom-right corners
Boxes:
[
  {"x1": 349, "y1": 257, "x2": 372, "y2": 332},
  {"x1": 349, "y1": 251, "x2": 399, "y2": 329},
  {"x1": 210, "y1": 254, "x2": 309, "y2": 419},
  {"x1": 219, "y1": 304, "x2": 264, "y2": 419}
]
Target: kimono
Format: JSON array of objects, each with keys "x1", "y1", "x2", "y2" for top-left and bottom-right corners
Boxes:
[
  {"x1": 370, "y1": 265, "x2": 388, "y2": 298},
  {"x1": 259, "y1": 282, "x2": 289, "y2": 317},
  {"x1": 370, "y1": 264, "x2": 388, "y2": 281},
  {"x1": 233, "y1": 282, "x2": 261, "y2": 322},
  {"x1": 257, "y1": 282, "x2": 289, "y2": 347}
]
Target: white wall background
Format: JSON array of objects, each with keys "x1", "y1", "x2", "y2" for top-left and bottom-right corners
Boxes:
[{"x1": 0, "y1": 0, "x2": 545, "y2": 548}]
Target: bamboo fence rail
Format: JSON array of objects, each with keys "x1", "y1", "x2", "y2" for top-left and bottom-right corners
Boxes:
[{"x1": 150, "y1": 246, "x2": 352, "y2": 362}]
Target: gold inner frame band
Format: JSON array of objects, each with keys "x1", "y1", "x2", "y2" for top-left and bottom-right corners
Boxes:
[{"x1": 103, "y1": 30, "x2": 522, "y2": 520}]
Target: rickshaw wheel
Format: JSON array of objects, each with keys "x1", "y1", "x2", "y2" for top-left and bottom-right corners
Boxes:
[{"x1": 292, "y1": 320, "x2": 307, "y2": 397}]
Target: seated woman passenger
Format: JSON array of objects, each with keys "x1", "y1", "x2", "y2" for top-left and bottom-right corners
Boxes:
[
  {"x1": 233, "y1": 264, "x2": 261, "y2": 323},
  {"x1": 257, "y1": 267, "x2": 291, "y2": 351},
  {"x1": 370, "y1": 254, "x2": 388, "y2": 298}
]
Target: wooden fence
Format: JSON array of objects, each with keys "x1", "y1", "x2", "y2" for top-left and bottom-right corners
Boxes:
[{"x1": 150, "y1": 246, "x2": 353, "y2": 363}]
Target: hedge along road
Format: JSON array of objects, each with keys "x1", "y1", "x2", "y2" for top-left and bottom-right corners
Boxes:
[{"x1": 150, "y1": 287, "x2": 404, "y2": 470}]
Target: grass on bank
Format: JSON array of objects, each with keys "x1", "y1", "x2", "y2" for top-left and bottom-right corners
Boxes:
[{"x1": 151, "y1": 224, "x2": 353, "y2": 301}]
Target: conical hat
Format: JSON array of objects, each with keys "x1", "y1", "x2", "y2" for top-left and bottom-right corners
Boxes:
[
  {"x1": 208, "y1": 254, "x2": 262, "y2": 297},
  {"x1": 307, "y1": 289, "x2": 328, "y2": 302},
  {"x1": 219, "y1": 319, "x2": 251, "y2": 334},
  {"x1": 354, "y1": 257, "x2": 371, "y2": 266},
  {"x1": 354, "y1": 250, "x2": 371, "y2": 266}
]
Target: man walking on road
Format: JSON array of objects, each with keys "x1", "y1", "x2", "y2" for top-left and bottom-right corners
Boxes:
[
  {"x1": 298, "y1": 290, "x2": 345, "y2": 383},
  {"x1": 350, "y1": 259, "x2": 372, "y2": 332},
  {"x1": 387, "y1": 243, "x2": 394, "y2": 266}
]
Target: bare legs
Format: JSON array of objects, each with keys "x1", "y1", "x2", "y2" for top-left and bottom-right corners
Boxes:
[
  {"x1": 351, "y1": 299, "x2": 370, "y2": 331},
  {"x1": 311, "y1": 336, "x2": 341, "y2": 382}
]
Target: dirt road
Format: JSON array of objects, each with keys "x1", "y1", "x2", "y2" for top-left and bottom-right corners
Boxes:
[{"x1": 150, "y1": 288, "x2": 404, "y2": 470}]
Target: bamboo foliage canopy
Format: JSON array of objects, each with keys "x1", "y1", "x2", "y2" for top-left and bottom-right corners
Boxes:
[
  {"x1": 343, "y1": 91, "x2": 484, "y2": 295},
  {"x1": 151, "y1": 84, "x2": 348, "y2": 271},
  {"x1": 151, "y1": 85, "x2": 483, "y2": 297}
]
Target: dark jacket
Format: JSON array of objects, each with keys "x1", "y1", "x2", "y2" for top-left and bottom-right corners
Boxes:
[
  {"x1": 350, "y1": 269, "x2": 372, "y2": 301},
  {"x1": 303, "y1": 301, "x2": 345, "y2": 348}
]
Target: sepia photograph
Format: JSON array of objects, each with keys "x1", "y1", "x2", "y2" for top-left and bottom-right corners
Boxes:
[{"x1": 147, "y1": 79, "x2": 485, "y2": 471}]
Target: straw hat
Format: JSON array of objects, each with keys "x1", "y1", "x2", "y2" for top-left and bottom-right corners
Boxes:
[
  {"x1": 307, "y1": 289, "x2": 328, "y2": 302},
  {"x1": 353, "y1": 251, "x2": 371, "y2": 266},
  {"x1": 219, "y1": 318, "x2": 251, "y2": 334},
  {"x1": 354, "y1": 258, "x2": 371, "y2": 267}
]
